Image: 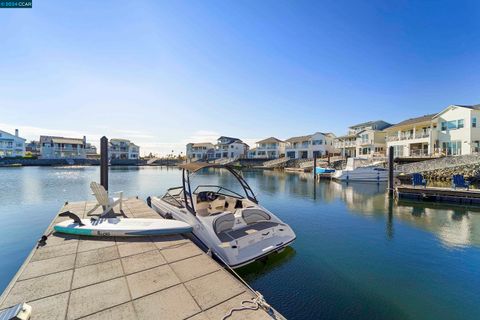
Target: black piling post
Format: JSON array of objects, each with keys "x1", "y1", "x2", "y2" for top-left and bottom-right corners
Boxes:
[
  {"x1": 313, "y1": 157, "x2": 317, "y2": 180},
  {"x1": 100, "y1": 136, "x2": 109, "y2": 191},
  {"x1": 388, "y1": 146, "x2": 394, "y2": 196}
]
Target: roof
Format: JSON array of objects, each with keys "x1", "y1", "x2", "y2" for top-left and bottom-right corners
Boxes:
[
  {"x1": 348, "y1": 120, "x2": 377, "y2": 128},
  {"x1": 52, "y1": 138, "x2": 84, "y2": 145},
  {"x1": 433, "y1": 104, "x2": 480, "y2": 118},
  {"x1": 385, "y1": 114, "x2": 436, "y2": 131},
  {"x1": 189, "y1": 142, "x2": 214, "y2": 147},
  {"x1": 285, "y1": 134, "x2": 312, "y2": 143},
  {"x1": 256, "y1": 137, "x2": 284, "y2": 144},
  {"x1": 178, "y1": 162, "x2": 229, "y2": 172},
  {"x1": 40, "y1": 136, "x2": 84, "y2": 144},
  {"x1": 217, "y1": 136, "x2": 243, "y2": 144},
  {"x1": 0, "y1": 130, "x2": 26, "y2": 141}
]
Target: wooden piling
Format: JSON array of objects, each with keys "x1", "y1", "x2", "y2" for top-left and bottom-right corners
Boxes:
[
  {"x1": 388, "y1": 146, "x2": 394, "y2": 196},
  {"x1": 100, "y1": 136, "x2": 108, "y2": 191}
]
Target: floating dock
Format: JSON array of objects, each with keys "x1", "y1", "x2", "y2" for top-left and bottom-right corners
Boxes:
[
  {"x1": 395, "y1": 185, "x2": 480, "y2": 205},
  {"x1": 0, "y1": 198, "x2": 282, "y2": 320}
]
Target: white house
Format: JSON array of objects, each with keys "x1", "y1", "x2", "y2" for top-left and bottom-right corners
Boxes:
[
  {"x1": 40, "y1": 135, "x2": 86, "y2": 159},
  {"x1": 249, "y1": 137, "x2": 285, "y2": 159},
  {"x1": 285, "y1": 132, "x2": 336, "y2": 159},
  {"x1": 186, "y1": 142, "x2": 215, "y2": 161},
  {"x1": 434, "y1": 104, "x2": 480, "y2": 155},
  {"x1": 384, "y1": 104, "x2": 480, "y2": 157},
  {"x1": 0, "y1": 129, "x2": 26, "y2": 158},
  {"x1": 334, "y1": 120, "x2": 391, "y2": 158},
  {"x1": 213, "y1": 136, "x2": 249, "y2": 159},
  {"x1": 384, "y1": 114, "x2": 437, "y2": 157},
  {"x1": 109, "y1": 139, "x2": 140, "y2": 160}
]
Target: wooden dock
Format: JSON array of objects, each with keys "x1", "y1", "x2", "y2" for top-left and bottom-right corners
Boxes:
[
  {"x1": 395, "y1": 185, "x2": 480, "y2": 205},
  {"x1": 0, "y1": 198, "x2": 281, "y2": 320}
]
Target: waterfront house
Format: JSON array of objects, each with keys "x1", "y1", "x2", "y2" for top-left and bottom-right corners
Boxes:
[
  {"x1": 213, "y1": 136, "x2": 249, "y2": 159},
  {"x1": 109, "y1": 139, "x2": 140, "y2": 160},
  {"x1": 285, "y1": 132, "x2": 336, "y2": 159},
  {"x1": 25, "y1": 140, "x2": 40, "y2": 157},
  {"x1": 384, "y1": 114, "x2": 437, "y2": 157},
  {"x1": 40, "y1": 135, "x2": 86, "y2": 159},
  {"x1": 434, "y1": 104, "x2": 480, "y2": 155},
  {"x1": 85, "y1": 143, "x2": 99, "y2": 159},
  {"x1": 334, "y1": 120, "x2": 391, "y2": 158},
  {"x1": 0, "y1": 129, "x2": 26, "y2": 158},
  {"x1": 186, "y1": 142, "x2": 215, "y2": 161},
  {"x1": 249, "y1": 137, "x2": 285, "y2": 159}
]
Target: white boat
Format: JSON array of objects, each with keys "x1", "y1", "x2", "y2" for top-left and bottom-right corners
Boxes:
[
  {"x1": 333, "y1": 158, "x2": 393, "y2": 182},
  {"x1": 148, "y1": 162, "x2": 296, "y2": 269}
]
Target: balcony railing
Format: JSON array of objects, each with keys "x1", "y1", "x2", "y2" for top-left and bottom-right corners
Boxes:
[{"x1": 387, "y1": 131, "x2": 431, "y2": 142}]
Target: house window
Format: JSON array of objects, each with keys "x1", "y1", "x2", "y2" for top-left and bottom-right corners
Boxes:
[
  {"x1": 473, "y1": 117, "x2": 477, "y2": 128},
  {"x1": 458, "y1": 119, "x2": 464, "y2": 129},
  {"x1": 441, "y1": 122, "x2": 447, "y2": 131}
]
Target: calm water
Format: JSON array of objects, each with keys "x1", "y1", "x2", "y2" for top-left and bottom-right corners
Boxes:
[{"x1": 1, "y1": 166, "x2": 480, "y2": 319}]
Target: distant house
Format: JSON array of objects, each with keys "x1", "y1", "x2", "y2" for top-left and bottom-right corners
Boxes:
[
  {"x1": 0, "y1": 129, "x2": 26, "y2": 158},
  {"x1": 109, "y1": 139, "x2": 140, "y2": 160},
  {"x1": 213, "y1": 136, "x2": 249, "y2": 159},
  {"x1": 186, "y1": 142, "x2": 215, "y2": 161},
  {"x1": 25, "y1": 140, "x2": 41, "y2": 156},
  {"x1": 334, "y1": 120, "x2": 391, "y2": 158},
  {"x1": 85, "y1": 143, "x2": 99, "y2": 159},
  {"x1": 249, "y1": 137, "x2": 285, "y2": 159},
  {"x1": 40, "y1": 135, "x2": 86, "y2": 159},
  {"x1": 284, "y1": 132, "x2": 336, "y2": 159}
]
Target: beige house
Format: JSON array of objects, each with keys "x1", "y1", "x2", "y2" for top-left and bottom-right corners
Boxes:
[
  {"x1": 334, "y1": 120, "x2": 391, "y2": 158},
  {"x1": 248, "y1": 137, "x2": 285, "y2": 159},
  {"x1": 284, "y1": 132, "x2": 336, "y2": 159},
  {"x1": 384, "y1": 114, "x2": 437, "y2": 157},
  {"x1": 186, "y1": 142, "x2": 215, "y2": 160}
]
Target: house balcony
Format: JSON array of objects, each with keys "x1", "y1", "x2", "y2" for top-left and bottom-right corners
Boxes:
[{"x1": 387, "y1": 132, "x2": 431, "y2": 142}]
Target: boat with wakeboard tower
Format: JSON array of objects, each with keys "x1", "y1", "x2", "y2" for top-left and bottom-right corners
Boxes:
[{"x1": 147, "y1": 162, "x2": 296, "y2": 268}]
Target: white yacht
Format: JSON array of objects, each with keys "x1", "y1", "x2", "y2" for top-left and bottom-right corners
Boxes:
[
  {"x1": 333, "y1": 157, "x2": 392, "y2": 182},
  {"x1": 148, "y1": 162, "x2": 296, "y2": 268}
]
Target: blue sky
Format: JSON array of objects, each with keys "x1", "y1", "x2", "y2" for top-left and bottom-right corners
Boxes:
[{"x1": 1, "y1": 0, "x2": 480, "y2": 155}]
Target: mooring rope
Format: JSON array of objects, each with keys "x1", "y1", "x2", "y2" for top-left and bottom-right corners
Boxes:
[{"x1": 208, "y1": 249, "x2": 278, "y2": 319}]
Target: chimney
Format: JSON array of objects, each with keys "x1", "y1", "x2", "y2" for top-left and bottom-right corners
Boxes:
[{"x1": 15, "y1": 129, "x2": 18, "y2": 137}]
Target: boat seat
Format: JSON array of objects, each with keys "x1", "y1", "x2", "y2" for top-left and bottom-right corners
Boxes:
[
  {"x1": 214, "y1": 214, "x2": 235, "y2": 234},
  {"x1": 242, "y1": 209, "x2": 271, "y2": 225}
]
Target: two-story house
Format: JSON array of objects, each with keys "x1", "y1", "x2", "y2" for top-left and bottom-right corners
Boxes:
[
  {"x1": 40, "y1": 135, "x2": 86, "y2": 159},
  {"x1": 384, "y1": 114, "x2": 437, "y2": 157},
  {"x1": 248, "y1": 137, "x2": 285, "y2": 159},
  {"x1": 186, "y1": 142, "x2": 215, "y2": 161},
  {"x1": 334, "y1": 120, "x2": 391, "y2": 158},
  {"x1": 434, "y1": 104, "x2": 480, "y2": 155},
  {"x1": 109, "y1": 139, "x2": 140, "y2": 160},
  {"x1": 213, "y1": 136, "x2": 249, "y2": 159},
  {"x1": 284, "y1": 132, "x2": 336, "y2": 159},
  {"x1": 0, "y1": 129, "x2": 26, "y2": 158}
]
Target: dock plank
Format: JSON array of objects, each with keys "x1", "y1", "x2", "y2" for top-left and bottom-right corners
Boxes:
[{"x1": 0, "y1": 198, "x2": 282, "y2": 320}]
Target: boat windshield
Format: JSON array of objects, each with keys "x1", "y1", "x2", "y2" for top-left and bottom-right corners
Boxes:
[
  {"x1": 161, "y1": 186, "x2": 184, "y2": 208},
  {"x1": 193, "y1": 185, "x2": 244, "y2": 199}
]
